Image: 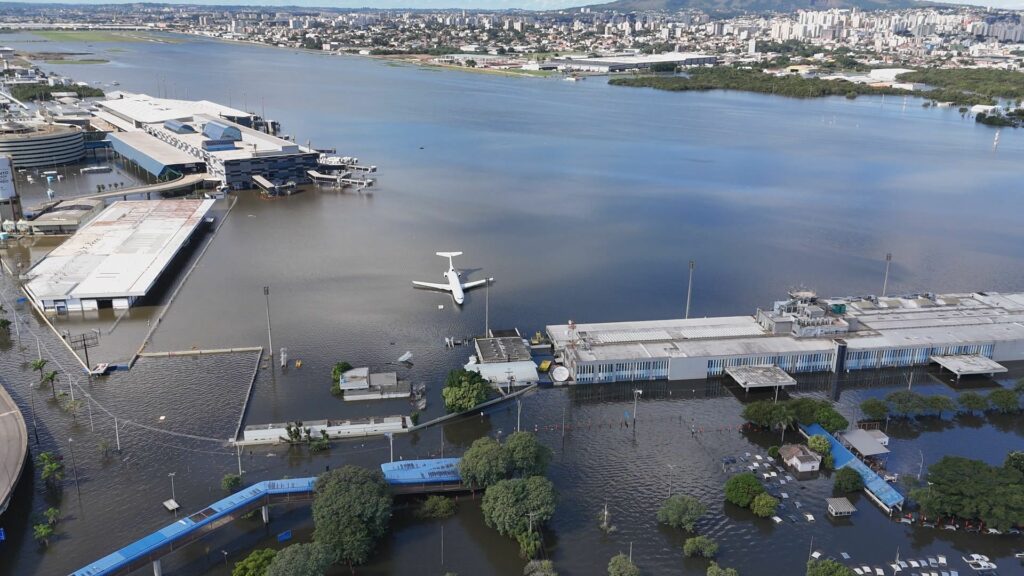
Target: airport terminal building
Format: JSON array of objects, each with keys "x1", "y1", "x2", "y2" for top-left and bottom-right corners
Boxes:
[
  {"x1": 548, "y1": 291, "x2": 1024, "y2": 384},
  {"x1": 95, "y1": 93, "x2": 317, "y2": 189}
]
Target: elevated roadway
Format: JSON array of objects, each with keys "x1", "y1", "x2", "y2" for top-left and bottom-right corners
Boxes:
[{"x1": 0, "y1": 384, "x2": 28, "y2": 516}]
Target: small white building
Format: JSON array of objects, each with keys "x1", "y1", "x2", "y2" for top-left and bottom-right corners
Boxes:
[
  {"x1": 779, "y1": 444, "x2": 822, "y2": 473},
  {"x1": 338, "y1": 367, "x2": 370, "y2": 391}
]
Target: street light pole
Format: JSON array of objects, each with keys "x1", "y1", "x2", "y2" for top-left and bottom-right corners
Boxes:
[
  {"x1": 484, "y1": 277, "x2": 494, "y2": 337},
  {"x1": 632, "y1": 389, "x2": 642, "y2": 427},
  {"x1": 263, "y1": 286, "x2": 273, "y2": 359},
  {"x1": 169, "y1": 472, "x2": 176, "y2": 501},
  {"x1": 386, "y1": 433, "x2": 394, "y2": 463},
  {"x1": 882, "y1": 252, "x2": 892, "y2": 297},
  {"x1": 685, "y1": 260, "x2": 695, "y2": 319},
  {"x1": 516, "y1": 398, "x2": 521, "y2": 433},
  {"x1": 68, "y1": 438, "x2": 80, "y2": 496}
]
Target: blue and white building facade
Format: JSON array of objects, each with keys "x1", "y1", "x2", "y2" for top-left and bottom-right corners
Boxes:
[{"x1": 548, "y1": 291, "x2": 1024, "y2": 384}]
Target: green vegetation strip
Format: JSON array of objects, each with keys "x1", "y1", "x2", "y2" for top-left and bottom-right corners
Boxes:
[
  {"x1": 8, "y1": 84, "x2": 104, "y2": 101},
  {"x1": 33, "y1": 30, "x2": 143, "y2": 43},
  {"x1": 609, "y1": 67, "x2": 998, "y2": 107}
]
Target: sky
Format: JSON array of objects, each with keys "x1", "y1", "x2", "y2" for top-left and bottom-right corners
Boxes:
[{"x1": 12, "y1": 0, "x2": 1024, "y2": 12}]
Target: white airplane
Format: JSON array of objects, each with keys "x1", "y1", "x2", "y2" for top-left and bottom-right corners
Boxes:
[{"x1": 412, "y1": 252, "x2": 488, "y2": 305}]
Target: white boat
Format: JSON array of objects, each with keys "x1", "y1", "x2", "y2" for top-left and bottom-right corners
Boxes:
[
  {"x1": 279, "y1": 347, "x2": 288, "y2": 368},
  {"x1": 397, "y1": 351, "x2": 413, "y2": 363}
]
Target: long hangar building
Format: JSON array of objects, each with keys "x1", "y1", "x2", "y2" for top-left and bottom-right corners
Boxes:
[
  {"x1": 547, "y1": 290, "x2": 1024, "y2": 384},
  {"x1": 94, "y1": 93, "x2": 317, "y2": 189}
]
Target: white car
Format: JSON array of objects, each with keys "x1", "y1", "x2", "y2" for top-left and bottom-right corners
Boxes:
[{"x1": 962, "y1": 554, "x2": 990, "y2": 563}]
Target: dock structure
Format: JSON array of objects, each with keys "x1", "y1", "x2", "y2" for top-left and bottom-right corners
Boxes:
[
  {"x1": 548, "y1": 290, "x2": 1024, "y2": 384},
  {"x1": 72, "y1": 459, "x2": 463, "y2": 576},
  {"x1": 0, "y1": 384, "x2": 28, "y2": 516},
  {"x1": 306, "y1": 169, "x2": 375, "y2": 189},
  {"x1": 800, "y1": 423, "x2": 904, "y2": 514}
]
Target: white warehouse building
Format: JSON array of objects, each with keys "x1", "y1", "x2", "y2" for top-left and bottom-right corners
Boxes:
[{"x1": 547, "y1": 291, "x2": 1024, "y2": 384}]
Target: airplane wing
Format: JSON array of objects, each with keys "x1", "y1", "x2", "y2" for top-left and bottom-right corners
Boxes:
[
  {"x1": 461, "y1": 280, "x2": 488, "y2": 290},
  {"x1": 412, "y1": 281, "x2": 452, "y2": 291}
]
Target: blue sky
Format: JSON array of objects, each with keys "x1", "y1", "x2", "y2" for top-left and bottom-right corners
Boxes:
[{"x1": 18, "y1": 0, "x2": 1024, "y2": 11}]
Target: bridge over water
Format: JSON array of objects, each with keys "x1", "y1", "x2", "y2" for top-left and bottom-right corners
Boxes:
[{"x1": 71, "y1": 458, "x2": 465, "y2": 576}]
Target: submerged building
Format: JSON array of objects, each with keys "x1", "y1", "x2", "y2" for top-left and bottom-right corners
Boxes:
[
  {"x1": 95, "y1": 93, "x2": 316, "y2": 189},
  {"x1": 0, "y1": 121, "x2": 85, "y2": 167},
  {"x1": 24, "y1": 199, "x2": 214, "y2": 313},
  {"x1": 548, "y1": 290, "x2": 1024, "y2": 384}
]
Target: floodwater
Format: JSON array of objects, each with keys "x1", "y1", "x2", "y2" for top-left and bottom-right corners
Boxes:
[{"x1": 0, "y1": 31, "x2": 1023, "y2": 576}]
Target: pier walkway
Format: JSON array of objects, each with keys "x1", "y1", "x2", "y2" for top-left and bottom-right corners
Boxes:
[
  {"x1": 71, "y1": 458, "x2": 464, "y2": 576},
  {"x1": 800, "y1": 423, "x2": 904, "y2": 514},
  {"x1": 0, "y1": 384, "x2": 28, "y2": 516}
]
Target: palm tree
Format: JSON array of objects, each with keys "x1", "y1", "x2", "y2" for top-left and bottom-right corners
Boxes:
[
  {"x1": 29, "y1": 358, "x2": 47, "y2": 384},
  {"x1": 42, "y1": 371, "x2": 58, "y2": 401}
]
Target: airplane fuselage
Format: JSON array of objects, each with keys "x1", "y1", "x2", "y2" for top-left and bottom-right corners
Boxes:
[{"x1": 446, "y1": 267, "x2": 465, "y2": 304}]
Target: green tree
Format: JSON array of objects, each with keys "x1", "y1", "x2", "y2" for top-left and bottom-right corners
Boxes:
[
  {"x1": 43, "y1": 507, "x2": 61, "y2": 525},
  {"x1": 656, "y1": 494, "x2": 706, "y2": 531},
  {"x1": 724, "y1": 473, "x2": 764, "y2": 508},
  {"x1": 459, "y1": 436, "x2": 509, "y2": 489},
  {"x1": 814, "y1": 406, "x2": 848, "y2": 433},
  {"x1": 607, "y1": 553, "x2": 640, "y2": 576},
  {"x1": 740, "y1": 400, "x2": 774, "y2": 427},
  {"x1": 767, "y1": 445, "x2": 780, "y2": 459},
  {"x1": 442, "y1": 369, "x2": 489, "y2": 413},
  {"x1": 265, "y1": 543, "x2": 331, "y2": 576},
  {"x1": 524, "y1": 559, "x2": 559, "y2": 576},
  {"x1": 911, "y1": 455, "x2": 1024, "y2": 530},
  {"x1": 806, "y1": 558, "x2": 855, "y2": 576},
  {"x1": 0, "y1": 318, "x2": 11, "y2": 332},
  {"x1": 750, "y1": 492, "x2": 779, "y2": 518},
  {"x1": 33, "y1": 523, "x2": 54, "y2": 546},
  {"x1": 481, "y1": 476, "x2": 556, "y2": 558},
  {"x1": 416, "y1": 495, "x2": 456, "y2": 519},
  {"x1": 29, "y1": 358, "x2": 47, "y2": 382},
  {"x1": 312, "y1": 466, "x2": 392, "y2": 569},
  {"x1": 987, "y1": 388, "x2": 1020, "y2": 413},
  {"x1": 885, "y1": 391, "x2": 925, "y2": 417},
  {"x1": 683, "y1": 535, "x2": 719, "y2": 558},
  {"x1": 807, "y1": 435, "x2": 831, "y2": 456},
  {"x1": 958, "y1": 391, "x2": 988, "y2": 414},
  {"x1": 222, "y1": 473, "x2": 243, "y2": 493},
  {"x1": 36, "y1": 451, "x2": 64, "y2": 485},
  {"x1": 1005, "y1": 451, "x2": 1024, "y2": 475},
  {"x1": 233, "y1": 548, "x2": 277, "y2": 576},
  {"x1": 504, "y1": 432, "x2": 552, "y2": 477},
  {"x1": 42, "y1": 370, "x2": 59, "y2": 401},
  {"x1": 707, "y1": 562, "x2": 740, "y2": 576},
  {"x1": 926, "y1": 395, "x2": 956, "y2": 418},
  {"x1": 833, "y1": 467, "x2": 864, "y2": 493},
  {"x1": 331, "y1": 361, "x2": 353, "y2": 382},
  {"x1": 859, "y1": 398, "x2": 889, "y2": 421}
]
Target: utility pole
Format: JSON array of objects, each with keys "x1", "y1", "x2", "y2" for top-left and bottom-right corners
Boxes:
[
  {"x1": 236, "y1": 443, "x2": 243, "y2": 476},
  {"x1": 169, "y1": 471, "x2": 176, "y2": 500},
  {"x1": 516, "y1": 398, "x2": 522, "y2": 433},
  {"x1": 685, "y1": 260, "x2": 695, "y2": 319},
  {"x1": 68, "y1": 438, "x2": 80, "y2": 496},
  {"x1": 632, "y1": 389, "x2": 643, "y2": 427},
  {"x1": 263, "y1": 286, "x2": 273, "y2": 359},
  {"x1": 114, "y1": 416, "x2": 121, "y2": 452},
  {"x1": 386, "y1": 432, "x2": 394, "y2": 463},
  {"x1": 882, "y1": 252, "x2": 892, "y2": 297},
  {"x1": 484, "y1": 277, "x2": 494, "y2": 337}
]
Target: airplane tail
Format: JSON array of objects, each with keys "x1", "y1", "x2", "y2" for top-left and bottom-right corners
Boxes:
[{"x1": 436, "y1": 252, "x2": 463, "y2": 258}]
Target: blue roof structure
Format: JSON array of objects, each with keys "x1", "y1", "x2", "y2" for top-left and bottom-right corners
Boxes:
[
  {"x1": 71, "y1": 478, "x2": 316, "y2": 576},
  {"x1": 202, "y1": 120, "x2": 241, "y2": 142},
  {"x1": 800, "y1": 424, "x2": 904, "y2": 510},
  {"x1": 107, "y1": 132, "x2": 200, "y2": 179},
  {"x1": 381, "y1": 458, "x2": 462, "y2": 485},
  {"x1": 162, "y1": 119, "x2": 194, "y2": 134}
]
